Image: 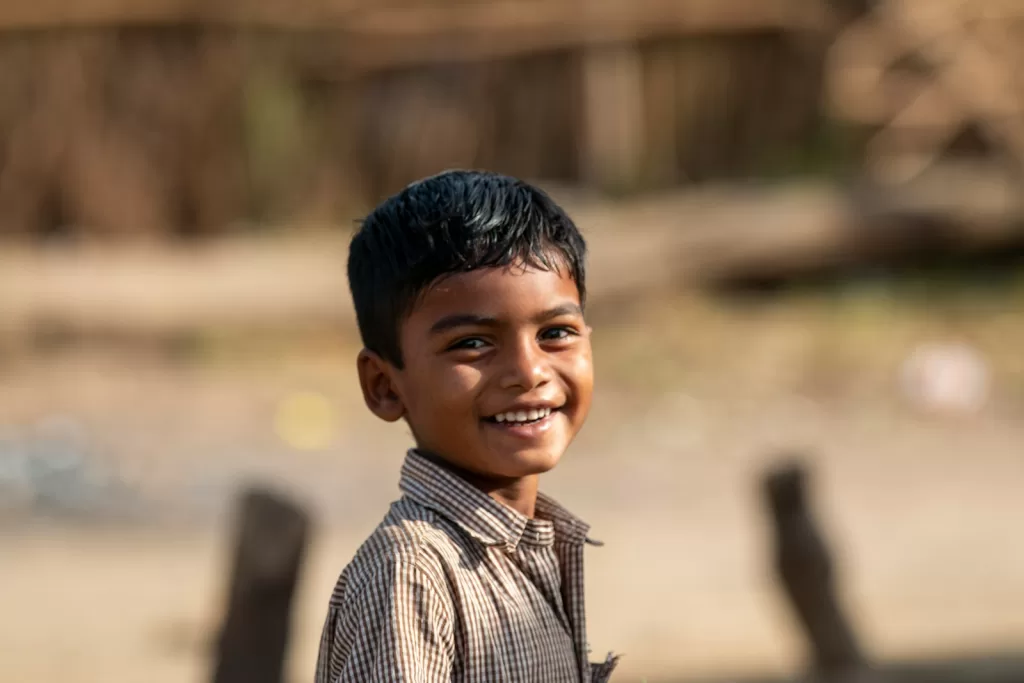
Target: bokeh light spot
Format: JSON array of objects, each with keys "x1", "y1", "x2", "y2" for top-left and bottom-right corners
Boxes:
[{"x1": 274, "y1": 391, "x2": 336, "y2": 451}]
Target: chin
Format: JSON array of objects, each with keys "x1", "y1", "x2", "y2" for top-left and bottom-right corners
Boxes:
[{"x1": 496, "y1": 448, "x2": 563, "y2": 478}]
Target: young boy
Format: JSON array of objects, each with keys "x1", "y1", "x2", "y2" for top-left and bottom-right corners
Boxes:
[{"x1": 315, "y1": 170, "x2": 618, "y2": 682}]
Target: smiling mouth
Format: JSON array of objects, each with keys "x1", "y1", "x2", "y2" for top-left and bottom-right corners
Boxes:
[{"x1": 484, "y1": 407, "x2": 558, "y2": 425}]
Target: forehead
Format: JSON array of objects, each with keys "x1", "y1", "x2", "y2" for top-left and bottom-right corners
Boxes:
[{"x1": 409, "y1": 266, "x2": 581, "y2": 322}]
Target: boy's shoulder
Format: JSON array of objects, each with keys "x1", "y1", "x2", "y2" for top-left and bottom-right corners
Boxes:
[{"x1": 329, "y1": 496, "x2": 466, "y2": 603}]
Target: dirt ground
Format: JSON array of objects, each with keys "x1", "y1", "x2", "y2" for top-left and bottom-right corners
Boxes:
[{"x1": 2, "y1": 201, "x2": 1024, "y2": 682}]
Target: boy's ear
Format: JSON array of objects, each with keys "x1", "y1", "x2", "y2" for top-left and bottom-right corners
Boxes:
[{"x1": 356, "y1": 349, "x2": 406, "y2": 422}]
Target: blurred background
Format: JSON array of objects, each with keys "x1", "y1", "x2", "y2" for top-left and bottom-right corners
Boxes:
[{"x1": 2, "y1": 0, "x2": 1024, "y2": 681}]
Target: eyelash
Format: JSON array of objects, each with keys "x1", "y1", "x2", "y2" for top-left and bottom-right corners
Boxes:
[
  {"x1": 540, "y1": 326, "x2": 577, "y2": 341},
  {"x1": 448, "y1": 337, "x2": 488, "y2": 351},
  {"x1": 446, "y1": 326, "x2": 578, "y2": 352}
]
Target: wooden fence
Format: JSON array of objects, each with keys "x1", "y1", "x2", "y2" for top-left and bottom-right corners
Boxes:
[
  {"x1": 5, "y1": 0, "x2": 1021, "y2": 257},
  {"x1": 0, "y1": 0, "x2": 837, "y2": 239}
]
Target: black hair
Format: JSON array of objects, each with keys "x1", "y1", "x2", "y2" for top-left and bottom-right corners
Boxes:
[{"x1": 348, "y1": 169, "x2": 587, "y2": 368}]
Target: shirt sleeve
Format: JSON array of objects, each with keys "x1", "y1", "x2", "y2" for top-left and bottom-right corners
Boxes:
[{"x1": 315, "y1": 554, "x2": 455, "y2": 683}]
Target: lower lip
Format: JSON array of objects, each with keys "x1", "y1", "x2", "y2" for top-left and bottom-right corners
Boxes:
[{"x1": 484, "y1": 411, "x2": 558, "y2": 439}]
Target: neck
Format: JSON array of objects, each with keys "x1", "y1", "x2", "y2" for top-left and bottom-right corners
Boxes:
[
  {"x1": 485, "y1": 475, "x2": 539, "y2": 518},
  {"x1": 417, "y1": 450, "x2": 540, "y2": 518}
]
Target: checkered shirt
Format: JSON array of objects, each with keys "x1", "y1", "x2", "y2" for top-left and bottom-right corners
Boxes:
[{"x1": 315, "y1": 450, "x2": 618, "y2": 682}]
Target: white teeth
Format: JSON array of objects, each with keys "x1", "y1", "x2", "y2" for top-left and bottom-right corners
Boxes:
[{"x1": 494, "y1": 408, "x2": 553, "y2": 424}]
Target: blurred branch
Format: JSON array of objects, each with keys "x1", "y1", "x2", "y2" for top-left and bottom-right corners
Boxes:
[
  {"x1": 0, "y1": 0, "x2": 830, "y2": 33},
  {"x1": 305, "y1": 0, "x2": 833, "y2": 76},
  {"x1": 5, "y1": 175, "x2": 1024, "y2": 338},
  {"x1": 0, "y1": 0, "x2": 834, "y2": 78}
]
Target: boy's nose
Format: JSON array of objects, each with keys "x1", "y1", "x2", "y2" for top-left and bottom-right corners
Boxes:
[{"x1": 499, "y1": 339, "x2": 552, "y2": 390}]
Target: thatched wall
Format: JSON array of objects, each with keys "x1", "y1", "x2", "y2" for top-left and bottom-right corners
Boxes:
[
  {"x1": 0, "y1": 0, "x2": 836, "y2": 239},
  {"x1": 0, "y1": 28, "x2": 249, "y2": 238}
]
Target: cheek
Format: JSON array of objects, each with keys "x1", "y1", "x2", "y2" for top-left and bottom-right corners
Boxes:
[
  {"x1": 564, "y1": 347, "x2": 595, "y2": 406},
  {"x1": 406, "y1": 363, "x2": 484, "y2": 416}
]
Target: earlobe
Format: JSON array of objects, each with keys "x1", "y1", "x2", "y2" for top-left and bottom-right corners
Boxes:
[{"x1": 356, "y1": 349, "x2": 405, "y2": 422}]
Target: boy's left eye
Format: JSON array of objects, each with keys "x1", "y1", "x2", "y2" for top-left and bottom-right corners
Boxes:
[{"x1": 539, "y1": 326, "x2": 576, "y2": 341}]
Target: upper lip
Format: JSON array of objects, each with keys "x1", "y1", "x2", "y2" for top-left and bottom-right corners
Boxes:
[{"x1": 485, "y1": 401, "x2": 563, "y2": 418}]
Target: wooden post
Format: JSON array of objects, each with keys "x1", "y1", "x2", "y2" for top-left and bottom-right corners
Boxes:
[
  {"x1": 580, "y1": 42, "x2": 646, "y2": 192},
  {"x1": 212, "y1": 487, "x2": 311, "y2": 683},
  {"x1": 763, "y1": 461, "x2": 871, "y2": 683}
]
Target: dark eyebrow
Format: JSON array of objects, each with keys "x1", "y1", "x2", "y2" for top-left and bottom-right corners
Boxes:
[
  {"x1": 429, "y1": 314, "x2": 499, "y2": 335},
  {"x1": 428, "y1": 302, "x2": 583, "y2": 336},
  {"x1": 534, "y1": 303, "x2": 583, "y2": 323}
]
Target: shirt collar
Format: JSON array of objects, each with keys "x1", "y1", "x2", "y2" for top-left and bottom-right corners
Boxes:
[{"x1": 399, "y1": 449, "x2": 597, "y2": 551}]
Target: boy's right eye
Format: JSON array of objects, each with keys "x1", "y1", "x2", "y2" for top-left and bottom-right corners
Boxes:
[{"x1": 447, "y1": 337, "x2": 488, "y2": 351}]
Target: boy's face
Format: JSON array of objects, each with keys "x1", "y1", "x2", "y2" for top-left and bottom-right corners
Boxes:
[{"x1": 360, "y1": 264, "x2": 593, "y2": 482}]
